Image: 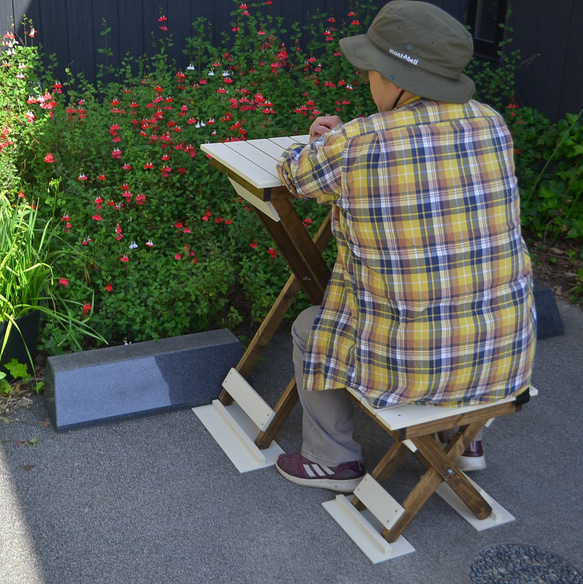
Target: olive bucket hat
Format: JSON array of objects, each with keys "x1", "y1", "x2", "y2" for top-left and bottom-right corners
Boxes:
[{"x1": 339, "y1": 0, "x2": 475, "y2": 103}]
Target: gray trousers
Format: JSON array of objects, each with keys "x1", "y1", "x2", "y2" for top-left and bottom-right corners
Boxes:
[{"x1": 292, "y1": 306, "x2": 363, "y2": 466}]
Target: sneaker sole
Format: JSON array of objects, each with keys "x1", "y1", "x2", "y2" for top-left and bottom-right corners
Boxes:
[
  {"x1": 456, "y1": 456, "x2": 486, "y2": 472},
  {"x1": 275, "y1": 464, "x2": 364, "y2": 493}
]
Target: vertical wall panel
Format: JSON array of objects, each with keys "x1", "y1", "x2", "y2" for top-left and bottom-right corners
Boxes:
[
  {"x1": 21, "y1": 0, "x2": 41, "y2": 39},
  {"x1": 210, "y1": 0, "x2": 238, "y2": 45},
  {"x1": 510, "y1": 0, "x2": 582, "y2": 120},
  {"x1": 10, "y1": 0, "x2": 41, "y2": 38},
  {"x1": 280, "y1": 0, "x2": 306, "y2": 39},
  {"x1": 116, "y1": 0, "x2": 144, "y2": 71},
  {"x1": 91, "y1": 0, "x2": 122, "y2": 80},
  {"x1": 66, "y1": 0, "x2": 96, "y2": 80},
  {"x1": 558, "y1": 0, "x2": 583, "y2": 117},
  {"x1": 182, "y1": 0, "x2": 213, "y2": 70},
  {"x1": 167, "y1": 1, "x2": 192, "y2": 70},
  {"x1": 188, "y1": 0, "x2": 216, "y2": 29},
  {"x1": 141, "y1": 0, "x2": 168, "y2": 59},
  {"x1": 0, "y1": 1, "x2": 14, "y2": 36},
  {"x1": 36, "y1": 0, "x2": 70, "y2": 72}
]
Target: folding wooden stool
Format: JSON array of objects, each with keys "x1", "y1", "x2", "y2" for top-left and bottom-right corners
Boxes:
[{"x1": 323, "y1": 386, "x2": 537, "y2": 563}]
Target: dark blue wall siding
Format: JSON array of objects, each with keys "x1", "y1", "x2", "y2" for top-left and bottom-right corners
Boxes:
[
  {"x1": 7, "y1": 0, "x2": 368, "y2": 79},
  {"x1": 2, "y1": 0, "x2": 582, "y2": 121},
  {"x1": 510, "y1": 0, "x2": 583, "y2": 121}
]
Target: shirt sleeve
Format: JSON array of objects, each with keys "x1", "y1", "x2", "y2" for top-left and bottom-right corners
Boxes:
[{"x1": 276, "y1": 126, "x2": 346, "y2": 205}]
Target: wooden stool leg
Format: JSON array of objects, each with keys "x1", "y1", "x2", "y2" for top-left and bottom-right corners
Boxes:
[
  {"x1": 414, "y1": 435, "x2": 492, "y2": 520},
  {"x1": 412, "y1": 421, "x2": 485, "y2": 470},
  {"x1": 443, "y1": 421, "x2": 485, "y2": 462},
  {"x1": 382, "y1": 466, "x2": 446, "y2": 543},
  {"x1": 379, "y1": 430, "x2": 492, "y2": 544},
  {"x1": 372, "y1": 441, "x2": 412, "y2": 485},
  {"x1": 332, "y1": 394, "x2": 532, "y2": 550}
]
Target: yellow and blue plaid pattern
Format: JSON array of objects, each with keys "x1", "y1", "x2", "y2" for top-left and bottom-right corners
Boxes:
[{"x1": 277, "y1": 99, "x2": 536, "y2": 407}]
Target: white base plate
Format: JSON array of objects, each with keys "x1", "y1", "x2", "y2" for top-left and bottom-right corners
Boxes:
[
  {"x1": 193, "y1": 401, "x2": 284, "y2": 473},
  {"x1": 435, "y1": 478, "x2": 515, "y2": 530},
  {"x1": 323, "y1": 495, "x2": 415, "y2": 564}
]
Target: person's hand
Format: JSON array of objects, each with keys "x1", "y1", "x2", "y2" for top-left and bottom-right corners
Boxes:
[{"x1": 309, "y1": 115, "x2": 343, "y2": 142}]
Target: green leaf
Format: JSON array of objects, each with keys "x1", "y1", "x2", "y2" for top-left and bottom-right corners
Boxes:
[
  {"x1": 4, "y1": 359, "x2": 29, "y2": 380},
  {"x1": 0, "y1": 379, "x2": 11, "y2": 395}
]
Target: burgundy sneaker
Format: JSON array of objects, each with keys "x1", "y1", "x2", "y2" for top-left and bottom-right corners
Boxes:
[
  {"x1": 435, "y1": 433, "x2": 486, "y2": 472},
  {"x1": 276, "y1": 453, "x2": 365, "y2": 492},
  {"x1": 457, "y1": 440, "x2": 486, "y2": 472}
]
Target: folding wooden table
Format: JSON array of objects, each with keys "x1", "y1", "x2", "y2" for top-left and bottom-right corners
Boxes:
[{"x1": 194, "y1": 136, "x2": 333, "y2": 472}]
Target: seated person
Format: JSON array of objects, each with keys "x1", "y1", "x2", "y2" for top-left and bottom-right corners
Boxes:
[{"x1": 275, "y1": 0, "x2": 536, "y2": 492}]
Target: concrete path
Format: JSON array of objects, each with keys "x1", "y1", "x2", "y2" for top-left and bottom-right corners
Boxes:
[{"x1": 1, "y1": 300, "x2": 581, "y2": 584}]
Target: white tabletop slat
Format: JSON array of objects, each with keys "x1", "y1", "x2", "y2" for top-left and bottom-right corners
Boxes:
[
  {"x1": 269, "y1": 135, "x2": 310, "y2": 149},
  {"x1": 201, "y1": 142, "x2": 280, "y2": 189},
  {"x1": 224, "y1": 141, "x2": 281, "y2": 181},
  {"x1": 201, "y1": 135, "x2": 310, "y2": 191},
  {"x1": 247, "y1": 136, "x2": 310, "y2": 163},
  {"x1": 250, "y1": 138, "x2": 295, "y2": 160}
]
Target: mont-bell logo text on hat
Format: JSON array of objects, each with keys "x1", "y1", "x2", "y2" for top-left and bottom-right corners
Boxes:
[{"x1": 388, "y1": 48, "x2": 419, "y2": 67}]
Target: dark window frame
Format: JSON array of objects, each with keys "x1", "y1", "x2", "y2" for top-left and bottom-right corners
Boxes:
[{"x1": 467, "y1": 0, "x2": 509, "y2": 59}]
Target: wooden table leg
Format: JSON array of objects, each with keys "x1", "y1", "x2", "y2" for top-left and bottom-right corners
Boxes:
[
  {"x1": 264, "y1": 192, "x2": 332, "y2": 304},
  {"x1": 238, "y1": 209, "x2": 332, "y2": 379},
  {"x1": 220, "y1": 212, "x2": 331, "y2": 406},
  {"x1": 220, "y1": 207, "x2": 332, "y2": 451},
  {"x1": 218, "y1": 272, "x2": 303, "y2": 406},
  {"x1": 255, "y1": 377, "x2": 299, "y2": 449}
]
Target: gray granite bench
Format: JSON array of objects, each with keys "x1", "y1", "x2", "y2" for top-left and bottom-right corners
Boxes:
[
  {"x1": 533, "y1": 280, "x2": 564, "y2": 339},
  {"x1": 44, "y1": 329, "x2": 242, "y2": 432},
  {"x1": 42, "y1": 279, "x2": 561, "y2": 432}
]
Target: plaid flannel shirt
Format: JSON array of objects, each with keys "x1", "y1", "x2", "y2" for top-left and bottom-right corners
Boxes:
[{"x1": 277, "y1": 98, "x2": 536, "y2": 408}]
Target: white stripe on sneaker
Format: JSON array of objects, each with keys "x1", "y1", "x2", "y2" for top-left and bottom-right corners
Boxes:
[{"x1": 303, "y1": 463, "x2": 335, "y2": 478}]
